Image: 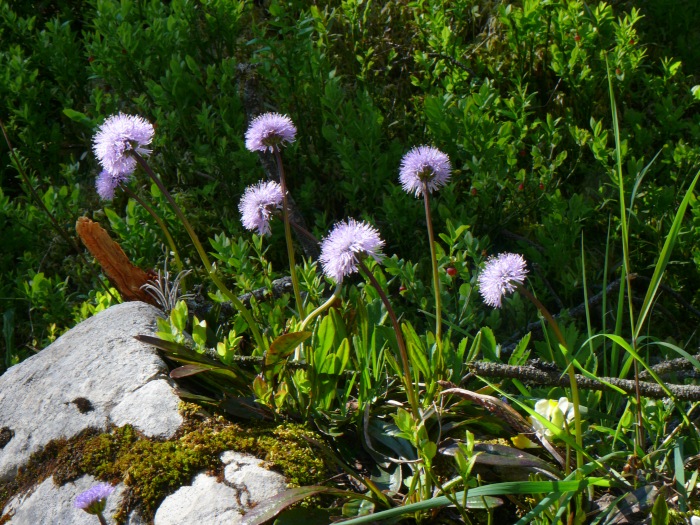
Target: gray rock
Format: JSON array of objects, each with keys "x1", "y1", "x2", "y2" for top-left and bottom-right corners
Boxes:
[
  {"x1": 0, "y1": 303, "x2": 290, "y2": 524},
  {"x1": 0, "y1": 302, "x2": 182, "y2": 481},
  {"x1": 2, "y1": 474, "x2": 140, "y2": 525},
  {"x1": 221, "y1": 451, "x2": 288, "y2": 507},
  {"x1": 153, "y1": 451, "x2": 288, "y2": 525},
  {"x1": 153, "y1": 473, "x2": 240, "y2": 525}
]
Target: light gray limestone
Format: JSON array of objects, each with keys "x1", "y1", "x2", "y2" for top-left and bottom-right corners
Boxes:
[{"x1": 0, "y1": 302, "x2": 182, "y2": 481}]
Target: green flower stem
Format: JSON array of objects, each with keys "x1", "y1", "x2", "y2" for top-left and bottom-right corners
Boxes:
[
  {"x1": 122, "y1": 186, "x2": 184, "y2": 277},
  {"x1": 132, "y1": 152, "x2": 266, "y2": 351},
  {"x1": 294, "y1": 283, "x2": 343, "y2": 361},
  {"x1": 422, "y1": 183, "x2": 443, "y2": 374},
  {"x1": 517, "y1": 285, "x2": 584, "y2": 477},
  {"x1": 273, "y1": 147, "x2": 305, "y2": 320},
  {"x1": 96, "y1": 513, "x2": 108, "y2": 525},
  {"x1": 300, "y1": 283, "x2": 342, "y2": 332},
  {"x1": 358, "y1": 259, "x2": 420, "y2": 420}
]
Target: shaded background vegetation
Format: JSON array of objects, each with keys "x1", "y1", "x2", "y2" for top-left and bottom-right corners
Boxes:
[{"x1": 1, "y1": 0, "x2": 700, "y2": 367}]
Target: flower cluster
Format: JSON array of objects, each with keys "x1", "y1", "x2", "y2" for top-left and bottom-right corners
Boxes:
[
  {"x1": 477, "y1": 252, "x2": 528, "y2": 308},
  {"x1": 74, "y1": 482, "x2": 114, "y2": 515},
  {"x1": 239, "y1": 181, "x2": 284, "y2": 235},
  {"x1": 245, "y1": 112, "x2": 297, "y2": 153},
  {"x1": 92, "y1": 113, "x2": 154, "y2": 200},
  {"x1": 399, "y1": 145, "x2": 452, "y2": 197},
  {"x1": 319, "y1": 219, "x2": 384, "y2": 282}
]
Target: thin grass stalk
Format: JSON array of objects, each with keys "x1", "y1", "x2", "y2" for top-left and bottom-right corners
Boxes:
[
  {"x1": 422, "y1": 182, "x2": 443, "y2": 374},
  {"x1": 606, "y1": 57, "x2": 644, "y2": 454},
  {"x1": 273, "y1": 147, "x2": 305, "y2": 320},
  {"x1": 131, "y1": 152, "x2": 266, "y2": 351}
]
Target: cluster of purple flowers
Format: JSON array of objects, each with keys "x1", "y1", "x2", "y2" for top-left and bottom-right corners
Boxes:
[
  {"x1": 93, "y1": 110, "x2": 528, "y2": 306},
  {"x1": 92, "y1": 113, "x2": 154, "y2": 200}
]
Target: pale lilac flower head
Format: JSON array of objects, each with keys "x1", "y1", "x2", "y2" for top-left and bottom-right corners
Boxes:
[
  {"x1": 320, "y1": 218, "x2": 385, "y2": 282},
  {"x1": 95, "y1": 170, "x2": 131, "y2": 201},
  {"x1": 93, "y1": 113, "x2": 154, "y2": 178},
  {"x1": 245, "y1": 113, "x2": 297, "y2": 153},
  {"x1": 399, "y1": 145, "x2": 452, "y2": 197},
  {"x1": 74, "y1": 482, "x2": 114, "y2": 515},
  {"x1": 477, "y1": 252, "x2": 528, "y2": 308},
  {"x1": 239, "y1": 180, "x2": 284, "y2": 235}
]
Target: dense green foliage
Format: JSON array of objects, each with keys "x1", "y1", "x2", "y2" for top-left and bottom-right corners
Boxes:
[{"x1": 2, "y1": 0, "x2": 700, "y2": 523}]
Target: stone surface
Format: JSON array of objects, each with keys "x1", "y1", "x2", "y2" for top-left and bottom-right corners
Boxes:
[
  {"x1": 222, "y1": 451, "x2": 288, "y2": 507},
  {"x1": 0, "y1": 303, "x2": 290, "y2": 524},
  {"x1": 153, "y1": 473, "x2": 240, "y2": 525},
  {"x1": 0, "y1": 302, "x2": 182, "y2": 481},
  {"x1": 153, "y1": 451, "x2": 288, "y2": 525},
  {"x1": 2, "y1": 474, "x2": 144, "y2": 525}
]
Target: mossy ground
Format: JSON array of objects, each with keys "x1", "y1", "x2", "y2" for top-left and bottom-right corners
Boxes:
[{"x1": 0, "y1": 402, "x2": 331, "y2": 523}]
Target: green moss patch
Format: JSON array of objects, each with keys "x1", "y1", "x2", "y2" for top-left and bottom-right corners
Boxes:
[{"x1": 0, "y1": 405, "x2": 330, "y2": 523}]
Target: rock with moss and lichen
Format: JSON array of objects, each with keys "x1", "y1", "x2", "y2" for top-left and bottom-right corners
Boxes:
[{"x1": 0, "y1": 302, "x2": 329, "y2": 524}]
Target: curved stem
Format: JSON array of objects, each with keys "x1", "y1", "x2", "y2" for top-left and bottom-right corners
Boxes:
[
  {"x1": 422, "y1": 184, "x2": 443, "y2": 374},
  {"x1": 517, "y1": 285, "x2": 584, "y2": 478},
  {"x1": 131, "y1": 152, "x2": 266, "y2": 351},
  {"x1": 300, "y1": 283, "x2": 342, "y2": 332},
  {"x1": 358, "y1": 259, "x2": 420, "y2": 419},
  {"x1": 122, "y1": 186, "x2": 184, "y2": 277},
  {"x1": 274, "y1": 148, "x2": 305, "y2": 320},
  {"x1": 294, "y1": 283, "x2": 343, "y2": 361}
]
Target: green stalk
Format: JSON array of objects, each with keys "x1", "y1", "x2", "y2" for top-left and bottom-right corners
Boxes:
[
  {"x1": 606, "y1": 58, "x2": 644, "y2": 454},
  {"x1": 274, "y1": 148, "x2": 305, "y2": 320},
  {"x1": 357, "y1": 259, "x2": 420, "y2": 420},
  {"x1": 122, "y1": 186, "x2": 184, "y2": 277},
  {"x1": 300, "y1": 283, "x2": 342, "y2": 332},
  {"x1": 517, "y1": 286, "x2": 584, "y2": 477},
  {"x1": 422, "y1": 183, "x2": 443, "y2": 374},
  {"x1": 132, "y1": 152, "x2": 266, "y2": 351},
  {"x1": 294, "y1": 283, "x2": 342, "y2": 361}
]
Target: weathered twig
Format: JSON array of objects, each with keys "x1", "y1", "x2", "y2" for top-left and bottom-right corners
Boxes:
[
  {"x1": 639, "y1": 354, "x2": 700, "y2": 380},
  {"x1": 468, "y1": 360, "x2": 700, "y2": 401}
]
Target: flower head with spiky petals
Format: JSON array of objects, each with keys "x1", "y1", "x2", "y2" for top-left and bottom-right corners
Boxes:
[
  {"x1": 320, "y1": 218, "x2": 385, "y2": 282},
  {"x1": 93, "y1": 113, "x2": 154, "y2": 179},
  {"x1": 478, "y1": 252, "x2": 528, "y2": 308},
  {"x1": 74, "y1": 482, "x2": 114, "y2": 515},
  {"x1": 245, "y1": 113, "x2": 297, "y2": 153},
  {"x1": 239, "y1": 180, "x2": 284, "y2": 235},
  {"x1": 399, "y1": 145, "x2": 452, "y2": 197},
  {"x1": 95, "y1": 170, "x2": 131, "y2": 201}
]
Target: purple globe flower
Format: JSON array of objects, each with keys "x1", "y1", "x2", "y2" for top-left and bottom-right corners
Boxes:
[
  {"x1": 478, "y1": 253, "x2": 528, "y2": 308},
  {"x1": 95, "y1": 170, "x2": 131, "y2": 201},
  {"x1": 399, "y1": 145, "x2": 452, "y2": 197},
  {"x1": 319, "y1": 218, "x2": 385, "y2": 282},
  {"x1": 239, "y1": 180, "x2": 284, "y2": 235},
  {"x1": 93, "y1": 113, "x2": 154, "y2": 178},
  {"x1": 74, "y1": 482, "x2": 114, "y2": 515},
  {"x1": 245, "y1": 113, "x2": 297, "y2": 153}
]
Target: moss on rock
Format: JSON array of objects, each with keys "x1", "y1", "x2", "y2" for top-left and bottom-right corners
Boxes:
[{"x1": 0, "y1": 403, "x2": 331, "y2": 523}]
